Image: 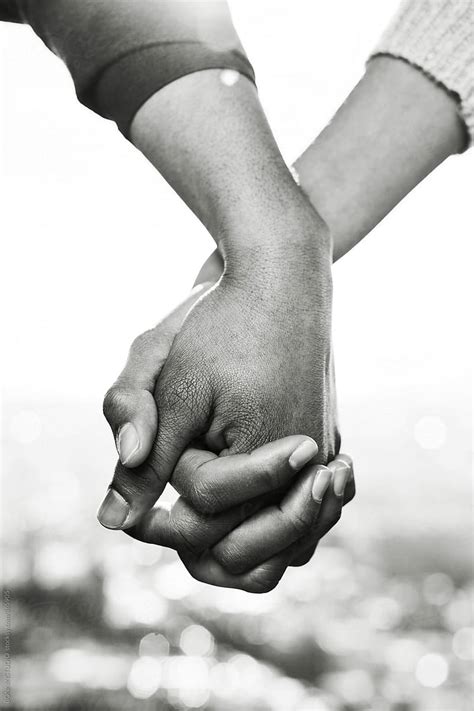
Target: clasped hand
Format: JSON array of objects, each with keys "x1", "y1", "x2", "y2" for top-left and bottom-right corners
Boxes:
[{"x1": 99, "y1": 218, "x2": 355, "y2": 592}]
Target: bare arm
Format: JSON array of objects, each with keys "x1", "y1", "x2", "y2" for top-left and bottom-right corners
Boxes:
[
  {"x1": 296, "y1": 55, "x2": 466, "y2": 261},
  {"x1": 195, "y1": 53, "x2": 467, "y2": 283}
]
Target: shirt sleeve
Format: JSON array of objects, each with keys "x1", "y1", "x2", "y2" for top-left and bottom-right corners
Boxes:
[
  {"x1": 0, "y1": 0, "x2": 255, "y2": 137},
  {"x1": 369, "y1": 0, "x2": 474, "y2": 147}
]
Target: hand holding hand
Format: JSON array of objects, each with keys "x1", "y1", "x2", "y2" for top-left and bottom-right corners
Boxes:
[
  {"x1": 100, "y1": 266, "x2": 353, "y2": 591},
  {"x1": 130, "y1": 439, "x2": 354, "y2": 592}
]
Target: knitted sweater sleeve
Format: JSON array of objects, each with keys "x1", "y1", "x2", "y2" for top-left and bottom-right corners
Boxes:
[
  {"x1": 0, "y1": 0, "x2": 255, "y2": 137},
  {"x1": 369, "y1": 0, "x2": 474, "y2": 146}
]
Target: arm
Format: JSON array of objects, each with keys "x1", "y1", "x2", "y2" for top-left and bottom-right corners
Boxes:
[
  {"x1": 195, "y1": 0, "x2": 472, "y2": 279},
  {"x1": 4, "y1": 0, "x2": 342, "y2": 587},
  {"x1": 196, "y1": 52, "x2": 468, "y2": 283},
  {"x1": 296, "y1": 56, "x2": 467, "y2": 261},
  {"x1": 297, "y1": 0, "x2": 471, "y2": 259},
  {"x1": 101, "y1": 68, "x2": 335, "y2": 527}
]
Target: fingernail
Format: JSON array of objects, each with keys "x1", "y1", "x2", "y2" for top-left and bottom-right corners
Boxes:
[
  {"x1": 289, "y1": 438, "x2": 318, "y2": 470},
  {"x1": 97, "y1": 489, "x2": 129, "y2": 529},
  {"x1": 312, "y1": 466, "x2": 332, "y2": 502},
  {"x1": 117, "y1": 423, "x2": 140, "y2": 465},
  {"x1": 337, "y1": 454, "x2": 354, "y2": 480},
  {"x1": 333, "y1": 461, "x2": 351, "y2": 497}
]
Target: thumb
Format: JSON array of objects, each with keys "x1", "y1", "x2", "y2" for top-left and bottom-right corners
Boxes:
[
  {"x1": 103, "y1": 283, "x2": 213, "y2": 468},
  {"x1": 103, "y1": 386, "x2": 158, "y2": 468},
  {"x1": 98, "y1": 374, "x2": 210, "y2": 530},
  {"x1": 147, "y1": 369, "x2": 212, "y2": 499}
]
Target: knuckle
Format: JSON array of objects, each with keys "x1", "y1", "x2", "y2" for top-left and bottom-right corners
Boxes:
[
  {"x1": 286, "y1": 508, "x2": 312, "y2": 537},
  {"x1": 170, "y1": 517, "x2": 206, "y2": 557},
  {"x1": 213, "y1": 540, "x2": 247, "y2": 575},
  {"x1": 158, "y1": 371, "x2": 205, "y2": 420},
  {"x1": 102, "y1": 386, "x2": 125, "y2": 423},
  {"x1": 130, "y1": 329, "x2": 155, "y2": 354},
  {"x1": 256, "y1": 461, "x2": 284, "y2": 492},
  {"x1": 187, "y1": 477, "x2": 219, "y2": 515},
  {"x1": 247, "y1": 568, "x2": 280, "y2": 594},
  {"x1": 291, "y1": 547, "x2": 315, "y2": 567}
]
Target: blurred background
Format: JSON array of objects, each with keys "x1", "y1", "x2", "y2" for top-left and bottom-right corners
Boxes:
[{"x1": 1, "y1": 1, "x2": 472, "y2": 709}]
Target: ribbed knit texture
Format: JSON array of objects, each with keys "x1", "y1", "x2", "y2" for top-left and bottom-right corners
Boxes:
[{"x1": 370, "y1": 0, "x2": 474, "y2": 145}]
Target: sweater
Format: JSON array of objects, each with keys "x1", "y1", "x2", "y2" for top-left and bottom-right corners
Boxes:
[{"x1": 370, "y1": 0, "x2": 474, "y2": 145}]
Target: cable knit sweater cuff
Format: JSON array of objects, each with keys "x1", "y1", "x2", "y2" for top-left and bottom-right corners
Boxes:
[{"x1": 369, "y1": 0, "x2": 474, "y2": 147}]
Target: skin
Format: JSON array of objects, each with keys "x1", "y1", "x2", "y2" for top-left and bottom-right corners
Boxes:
[
  {"x1": 101, "y1": 71, "x2": 338, "y2": 531},
  {"x1": 103, "y1": 282, "x2": 355, "y2": 591},
  {"x1": 196, "y1": 55, "x2": 467, "y2": 278},
  {"x1": 101, "y1": 57, "x2": 465, "y2": 591}
]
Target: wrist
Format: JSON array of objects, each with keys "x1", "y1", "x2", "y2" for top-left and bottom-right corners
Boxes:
[
  {"x1": 222, "y1": 233, "x2": 333, "y2": 314},
  {"x1": 219, "y1": 198, "x2": 332, "y2": 283}
]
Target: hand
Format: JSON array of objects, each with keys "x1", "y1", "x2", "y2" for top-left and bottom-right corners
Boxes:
[
  {"x1": 129, "y1": 442, "x2": 354, "y2": 592},
  {"x1": 104, "y1": 324, "x2": 354, "y2": 590},
  {"x1": 101, "y1": 209, "x2": 338, "y2": 529},
  {"x1": 156, "y1": 235, "x2": 336, "y2": 490},
  {"x1": 101, "y1": 244, "x2": 349, "y2": 591}
]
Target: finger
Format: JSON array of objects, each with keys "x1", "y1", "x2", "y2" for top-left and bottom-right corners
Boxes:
[
  {"x1": 103, "y1": 386, "x2": 158, "y2": 468},
  {"x1": 125, "y1": 495, "x2": 263, "y2": 556},
  {"x1": 288, "y1": 453, "x2": 355, "y2": 567},
  {"x1": 97, "y1": 458, "x2": 169, "y2": 530},
  {"x1": 171, "y1": 435, "x2": 319, "y2": 514},
  {"x1": 97, "y1": 395, "x2": 207, "y2": 531},
  {"x1": 179, "y1": 549, "x2": 290, "y2": 594},
  {"x1": 98, "y1": 287, "x2": 215, "y2": 530},
  {"x1": 102, "y1": 284, "x2": 211, "y2": 468},
  {"x1": 212, "y1": 464, "x2": 332, "y2": 575},
  {"x1": 290, "y1": 540, "x2": 319, "y2": 567},
  {"x1": 331, "y1": 453, "x2": 354, "y2": 500}
]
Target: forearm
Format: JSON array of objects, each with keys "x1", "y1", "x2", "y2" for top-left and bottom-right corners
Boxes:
[
  {"x1": 7, "y1": 1, "x2": 329, "y2": 269},
  {"x1": 295, "y1": 55, "x2": 466, "y2": 261},
  {"x1": 130, "y1": 69, "x2": 330, "y2": 270},
  {"x1": 194, "y1": 54, "x2": 466, "y2": 285}
]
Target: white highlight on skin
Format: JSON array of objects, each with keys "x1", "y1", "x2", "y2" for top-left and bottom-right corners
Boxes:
[
  {"x1": 220, "y1": 69, "x2": 240, "y2": 86},
  {"x1": 289, "y1": 164, "x2": 300, "y2": 185}
]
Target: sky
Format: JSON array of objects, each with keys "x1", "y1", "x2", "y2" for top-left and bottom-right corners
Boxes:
[{"x1": 1, "y1": 1, "x2": 472, "y2": 532}]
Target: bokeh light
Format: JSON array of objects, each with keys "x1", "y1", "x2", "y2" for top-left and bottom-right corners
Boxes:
[
  {"x1": 179, "y1": 625, "x2": 215, "y2": 657},
  {"x1": 139, "y1": 633, "x2": 170, "y2": 659},
  {"x1": 34, "y1": 542, "x2": 91, "y2": 587},
  {"x1": 127, "y1": 657, "x2": 162, "y2": 699},
  {"x1": 423, "y1": 573, "x2": 454, "y2": 606},
  {"x1": 154, "y1": 562, "x2": 198, "y2": 600},
  {"x1": 415, "y1": 653, "x2": 449, "y2": 688},
  {"x1": 452, "y1": 627, "x2": 474, "y2": 661}
]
